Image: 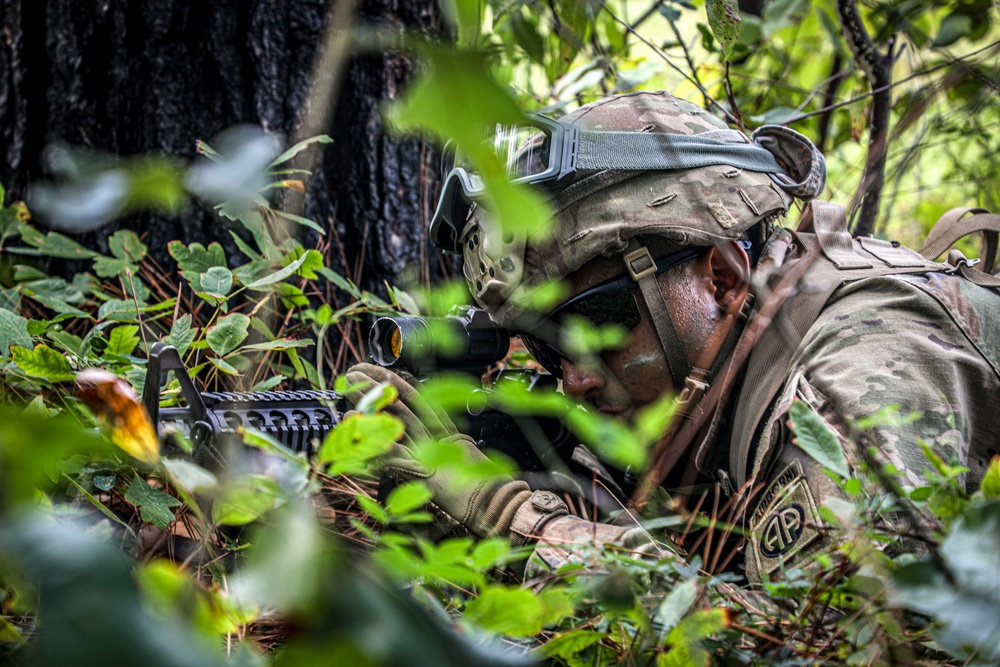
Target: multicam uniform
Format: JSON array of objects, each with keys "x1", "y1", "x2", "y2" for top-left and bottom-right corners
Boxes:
[
  {"x1": 738, "y1": 266, "x2": 1000, "y2": 580},
  {"x1": 354, "y1": 90, "x2": 1000, "y2": 583}
]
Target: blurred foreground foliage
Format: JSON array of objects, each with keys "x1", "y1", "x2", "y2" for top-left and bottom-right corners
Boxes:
[{"x1": 3, "y1": 0, "x2": 1000, "y2": 665}]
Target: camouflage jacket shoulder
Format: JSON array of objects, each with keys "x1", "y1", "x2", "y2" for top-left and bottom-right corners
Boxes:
[{"x1": 741, "y1": 271, "x2": 1000, "y2": 580}]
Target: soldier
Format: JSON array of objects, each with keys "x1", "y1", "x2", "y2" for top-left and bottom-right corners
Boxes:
[{"x1": 347, "y1": 91, "x2": 1000, "y2": 581}]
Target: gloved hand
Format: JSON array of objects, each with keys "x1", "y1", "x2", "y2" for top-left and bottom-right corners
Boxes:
[{"x1": 344, "y1": 363, "x2": 569, "y2": 544}]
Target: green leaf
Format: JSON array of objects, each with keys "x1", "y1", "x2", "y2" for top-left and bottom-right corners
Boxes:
[
  {"x1": 982, "y1": 456, "x2": 1000, "y2": 499},
  {"x1": 239, "y1": 338, "x2": 314, "y2": 352},
  {"x1": 15, "y1": 226, "x2": 98, "y2": 259},
  {"x1": 98, "y1": 298, "x2": 139, "y2": 322},
  {"x1": 384, "y1": 481, "x2": 434, "y2": 516},
  {"x1": 706, "y1": 0, "x2": 742, "y2": 58},
  {"x1": 655, "y1": 578, "x2": 700, "y2": 641},
  {"x1": 536, "y1": 629, "x2": 607, "y2": 661},
  {"x1": 470, "y1": 538, "x2": 510, "y2": 570},
  {"x1": 0, "y1": 307, "x2": 33, "y2": 359},
  {"x1": 108, "y1": 229, "x2": 148, "y2": 262},
  {"x1": 317, "y1": 267, "x2": 361, "y2": 297},
  {"x1": 0, "y1": 616, "x2": 23, "y2": 643},
  {"x1": 199, "y1": 266, "x2": 233, "y2": 297},
  {"x1": 268, "y1": 134, "x2": 333, "y2": 168},
  {"x1": 124, "y1": 476, "x2": 182, "y2": 530},
  {"x1": 462, "y1": 586, "x2": 546, "y2": 637},
  {"x1": 788, "y1": 400, "x2": 849, "y2": 478},
  {"x1": 92, "y1": 255, "x2": 137, "y2": 279},
  {"x1": 275, "y1": 211, "x2": 325, "y2": 235},
  {"x1": 212, "y1": 475, "x2": 284, "y2": 526},
  {"x1": 206, "y1": 313, "x2": 250, "y2": 356},
  {"x1": 106, "y1": 325, "x2": 141, "y2": 356},
  {"x1": 11, "y1": 344, "x2": 75, "y2": 381},
  {"x1": 933, "y1": 12, "x2": 973, "y2": 48},
  {"x1": 168, "y1": 240, "x2": 227, "y2": 273},
  {"x1": 163, "y1": 314, "x2": 196, "y2": 357},
  {"x1": 162, "y1": 458, "x2": 218, "y2": 494},
  {"x1": 244, "y1": 252, "x2": 309, "y2": 288},
  {"x1": 318, "y1": 413, "x2": 405, "y2": 475},
  {"x1": 208, "y1": 356, "x2": 240, "y2": 375}
]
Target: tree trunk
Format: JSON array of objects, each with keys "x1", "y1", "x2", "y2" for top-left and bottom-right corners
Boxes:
[{"x1": 0, "y1": 0, "x2": 446, "y2": 295}]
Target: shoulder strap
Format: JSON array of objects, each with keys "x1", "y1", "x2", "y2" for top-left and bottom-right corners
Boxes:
[
  {"x1": 730, "y1": 202, "x2": 942, "y2": 487},
  {"x1": 919, "y1": 207, "x2": 1000, "y2": 275}
]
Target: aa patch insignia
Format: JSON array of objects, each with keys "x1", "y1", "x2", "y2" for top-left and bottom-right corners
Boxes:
[{"x1": 749, "y1": 461, "x2": 823, "y2": 576}]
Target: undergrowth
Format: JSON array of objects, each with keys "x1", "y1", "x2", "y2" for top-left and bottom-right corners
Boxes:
[{"x1": 1, "y1": 152, "x2": 1000, "y2": 667}]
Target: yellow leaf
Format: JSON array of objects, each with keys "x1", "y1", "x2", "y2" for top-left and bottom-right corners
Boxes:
[{"x1": 77, "y1": 369, "x2": 160, "y2": 464}]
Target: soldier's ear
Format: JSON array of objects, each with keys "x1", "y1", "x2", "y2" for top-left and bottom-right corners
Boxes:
[{"x1": 705, "y1": 242, "x2": 750, "y2": 316}]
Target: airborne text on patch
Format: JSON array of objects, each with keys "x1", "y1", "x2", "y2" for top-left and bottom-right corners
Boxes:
[{"x1": 749, "y1": 461, "x2": 823, "y2": 576}]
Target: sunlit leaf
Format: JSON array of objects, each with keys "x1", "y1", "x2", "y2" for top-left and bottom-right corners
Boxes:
[
  {"x1": 76, "y1": 368, "x2": 160, "y2": 464},
  {"x1": 106, "y1": 324, "x2": 141, "y2": 357},
  {"x1": 318, "y1": 413, "x2": 405, "y2": 475},
  {"x1": 212, "y1": 475, "x2": 285, "y2": 526},
  {"x1": 11, "y1": 344, "x2": 75, "y2": 382}
]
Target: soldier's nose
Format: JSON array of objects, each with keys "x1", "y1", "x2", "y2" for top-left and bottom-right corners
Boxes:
[{"x1": 560, "y1": 359, "x2": 605, "y2": 400}]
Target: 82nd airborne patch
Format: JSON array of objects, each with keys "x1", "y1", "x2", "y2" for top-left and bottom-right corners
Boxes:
[{"x1": 749, "y1": 461, "x2": 823, "y2": 576}]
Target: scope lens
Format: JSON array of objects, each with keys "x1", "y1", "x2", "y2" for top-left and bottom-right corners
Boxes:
[{"x1": 389, "y1": 326, "x2": 402, "y2": 359}]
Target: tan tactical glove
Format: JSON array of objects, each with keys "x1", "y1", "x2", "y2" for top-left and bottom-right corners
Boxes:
[{"x1": 344, "y1": 363, "x2": 569, "y2": 545}]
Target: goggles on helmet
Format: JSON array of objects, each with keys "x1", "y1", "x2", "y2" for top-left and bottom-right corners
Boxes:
[
  {"x1": 430, "y1": 113, "x2": 794, "y2": 252},
  {"x1": 521, "y1": 246, "x2": 706, "y2": 378}
]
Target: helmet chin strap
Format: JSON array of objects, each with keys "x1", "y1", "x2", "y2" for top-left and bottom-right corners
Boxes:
[{"x1": 623, "y1": 241, "x2": 741, "y2": 420}]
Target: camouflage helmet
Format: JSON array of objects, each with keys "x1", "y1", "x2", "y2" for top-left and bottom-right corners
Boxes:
[{"x1": 458, "y1": 91, "x2": 825, "y2": 329}]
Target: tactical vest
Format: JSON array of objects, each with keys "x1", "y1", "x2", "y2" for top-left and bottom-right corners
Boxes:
[{"x1": 725, "y1": 202, "x2": 1000, "y2": 489}]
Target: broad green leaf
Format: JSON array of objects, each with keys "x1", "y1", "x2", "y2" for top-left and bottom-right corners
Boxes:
[
  {"x1": 106, "y1": 325, "x2": 141, "y2": 356},
  {"x1": 706, "y1": 0, "x2": 742, "y2": 58},
  {"x1": 206, "y1": 313, "x2": 250, "y2": 356},
  {"x1": 163, "y1": 314, "x2": 196, "y2": 357},
  {"x1": 788, "y1": 400, "x2": 849, "y2": 478},
  {"x1": 11, "y1": 344, "x2": 75, "y2": 381},
  {"x1": 249, "y1": 375, "x2": 286, "y2": 392},
  {"x1": 655, "y1": 578, "x2": 700, "y2": 640},
  {"x1": 108, "y1": 229, "x2": 148, "y2": 262},
  {"x1": 244, "y1": 252, "x2": 309, "y2": 288},
  {"x1": 168, "y1": 240, "x2": 227, "y2": 273},
  {"x1": 982, "y1": 456, "x2": 1000, "y2": 499},
  {"x1": 163, "y1": 458, "x2": 219, "y2": 494},
  {"x1": 199, "y1": 266, "x2": 233, "y2": 297},
  {"x1": 92, "y1": 255, "x2": 137, "y2": 278},
  {"x1": 15, "y1": 225, "x2": 98, "y2": 259},
  {"x1": 318, "y1": 413, "x2": 405, "y2": 475},
  {"x1": 0, "y1": 616, "x2": 22, "y2": 643},
  {"x1": 22, "y1": 277, "x2": 84, "y2": 303},
  {"x1": 384, "y1": 481, "x2": 434, "y2": 516},
  {"x1": 0, "y1": 307, "x2": 32, "y2": 359},
  {"x1": 212, "y1": 475, "x2": 284, "y2": 526},
  {"x1": 462, "y1": 586, "x2": 547, "y2": 637},
  {"x1": 933, "y1": 12, "x2": 973, "y2": 48},
  {"x1": 536, "y1": 629, "x2": 607, "y2": 661},
  {"x1": 470, "y1": 538, "x2": 510, "y2": 570},
  {"x1": 125, "y1": 476, "x2": 182, "y2": 530},
  {"x1": 98, "y1": 298, "x2": 139, "y2": 322},
  {"x1": 26, "y1": 293, "x2": 89, "y2": 317}
]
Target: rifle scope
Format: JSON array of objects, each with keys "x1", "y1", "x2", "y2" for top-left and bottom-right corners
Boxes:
[{"x1": 368, "y1": 307, "x2": 510, "y2": 374}]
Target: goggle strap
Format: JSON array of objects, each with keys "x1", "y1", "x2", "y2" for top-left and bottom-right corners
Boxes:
[
  {"x1": 577, "y1": 130, "x2": 785, "y2": 174},
  {"x1": 627, "y1": 243, "x2": 691, "y2": 390}
]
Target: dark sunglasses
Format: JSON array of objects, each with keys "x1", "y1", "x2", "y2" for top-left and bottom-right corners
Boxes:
[{"x1": 521, "y1": 246, "x2": 706, "y2": 377}]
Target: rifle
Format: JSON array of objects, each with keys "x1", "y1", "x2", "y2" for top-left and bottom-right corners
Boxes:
[{"x1": 142, "y1": 307, "x2": 629, "y2": 503}]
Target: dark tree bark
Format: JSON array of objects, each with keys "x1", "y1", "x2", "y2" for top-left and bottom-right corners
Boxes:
[{"x1": 0, "y1": 0, "x2": 446, "y2": 293}]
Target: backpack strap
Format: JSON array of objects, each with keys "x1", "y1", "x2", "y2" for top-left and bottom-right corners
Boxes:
[
  {"x1": 730, "y1": 202, "x2": 943, "y2": 488},
  {"x1": 919, "y1": 207, "x2": 1000, "y2": 275}
]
